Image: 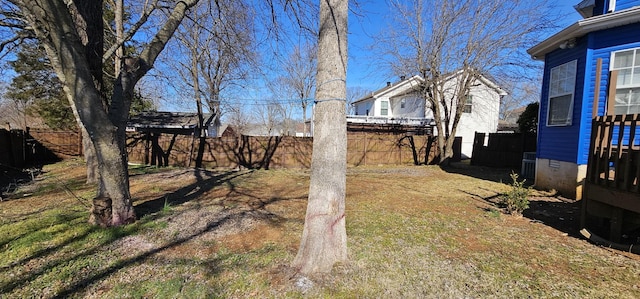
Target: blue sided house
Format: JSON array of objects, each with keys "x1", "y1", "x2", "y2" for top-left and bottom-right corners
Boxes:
[{"x1": 528, "y1": 0, "x2": 640, "y2": 243}]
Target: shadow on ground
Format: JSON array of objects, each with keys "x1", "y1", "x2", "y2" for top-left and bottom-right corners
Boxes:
[
  {"x1": 524, "y1": 196, "x2": 582, "y2": 237},
  {"x1": 1, "y1": 167, "x2": 304, "y2": 298},
  {"x1": 0, "y1": 165, "x2": 41, "y2": 201},
  {"x1": 134, "y1": 169, "x2": 249, "y2": 217},
  {"x1": 450, "y1": 162, "x2": 583, "y2": 238},
  {"x1": 441, "y1": 161, "x2": 517, "y2": 185}
]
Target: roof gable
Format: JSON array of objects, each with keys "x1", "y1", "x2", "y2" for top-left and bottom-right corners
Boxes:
[
  {"x1": 355, "y1": 72, "x2": 506, "y2": 103},
  {"x1": 353, "y1": 75, "x2": 424, "y2": 104}
]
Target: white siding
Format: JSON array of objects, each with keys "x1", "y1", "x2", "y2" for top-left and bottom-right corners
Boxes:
[
  {"x1": 390, "y1": 92, "x2": 425, "y2": 118},
  {"x1": 354, "y1": 100, "x2": 374, "y2": 116},
  {"x1": 430, "y1": 78, "x2": 502, "y2": 158}
]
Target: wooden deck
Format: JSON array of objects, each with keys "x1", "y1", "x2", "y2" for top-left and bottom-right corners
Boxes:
[{"x1": 583, "y1": 114, "x2": 640, "y2": 242}]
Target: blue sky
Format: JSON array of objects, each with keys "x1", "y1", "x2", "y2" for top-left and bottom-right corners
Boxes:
[{"x1": 346, "y1": 0, "x2": 584, "y2": 92}]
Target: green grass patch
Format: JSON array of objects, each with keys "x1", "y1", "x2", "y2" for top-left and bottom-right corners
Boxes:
[{"x1": 128, "y1": 164, "x2": 177, "y2": 176}]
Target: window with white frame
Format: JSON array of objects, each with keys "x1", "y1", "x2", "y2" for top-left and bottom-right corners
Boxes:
[
  {"x1": 608, "y1": 0, "x2": 616, "y2": 12},
  {"x1": 400, "y1": 98, "x2": 406, "y2": 109},
  {"x1": 380, "y1": 100, "x2": 389, "y2": 116},
  {"x1": 463, "y1": 95, "x2": 473, "y2": 113},
  {"x1": 547, "y1": 60, "x2": 577, "y2": 126},
  {"x1": 611, "y1": 48, "x2": 640, "y2": 115}
]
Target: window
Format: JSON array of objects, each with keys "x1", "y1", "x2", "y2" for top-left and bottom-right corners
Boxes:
[
  {"x1": 547, "y1": 60, "x2": 577, "y2": 126},
  {"x1": 380, "y1": 101, "x2": 389, "y2": 116},
  {"x1": 608, "y1": 0, "x2": 616, "y2": 12},
  {"x1": 610, "y1": 48, "x2": 640, "y2": 115},
  {"x1": 463, "y1": 95, "x2": 473, "y2": 113},
  {"x1": 400, "y1": 98, "x2": 406, "y2": 109}
]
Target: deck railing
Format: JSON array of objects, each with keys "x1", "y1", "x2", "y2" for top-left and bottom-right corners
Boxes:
[
  {"x1": 584, "y1": 114, "x2": 640, "y2": 242},
  {"x1": 586, "y1": 114, "x2": 640, "y2": 193}
]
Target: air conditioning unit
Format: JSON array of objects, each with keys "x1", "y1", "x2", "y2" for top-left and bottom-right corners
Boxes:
[{"x1": 521, "y1": 152, "x2": 536, "y2": 180}]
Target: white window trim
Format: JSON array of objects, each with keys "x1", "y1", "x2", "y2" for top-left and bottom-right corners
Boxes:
[
  {"x1": 608, "y1": 0, "x2": 616, "y2": 12},
  {"x1": 380, "y1": 100, "x2": 389, "y2": 116},
  {"x1": 610, "y1": 47, "x2": 640, "y2": 84},
  {"x1": 546, "y1": 60, "x2": 577, "y2": 127},
  {"x1": 463, "y1": 94, "x2": 473, "y2": 114},
  {"x1": 610, "y1": 47, "x2": 640, "y2": 115}
]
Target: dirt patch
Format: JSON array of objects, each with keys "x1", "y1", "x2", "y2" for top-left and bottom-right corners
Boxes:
[{"x1": 218, "y1": 223, "x2": 284, "y2": 252}]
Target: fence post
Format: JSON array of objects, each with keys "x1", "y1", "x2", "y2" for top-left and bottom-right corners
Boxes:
[{"x1": 364, "y1": 131, "x2": 368, "y2": 166}]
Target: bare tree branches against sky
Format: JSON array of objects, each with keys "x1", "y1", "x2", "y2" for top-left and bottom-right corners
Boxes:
[
  {"x1": 1, "y1": 0, "x2": 582, "y2": 115},
  {"x1": 348, "y1": 0, "x2": 579, "y2": 89}
]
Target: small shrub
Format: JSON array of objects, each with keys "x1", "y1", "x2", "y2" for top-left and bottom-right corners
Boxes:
[
  {"x1": 501, "y1": 172, "x2": 530, "y2": 216},
  {"x1": 162, "y1": 197, "x2": 172, "y2": 212}
]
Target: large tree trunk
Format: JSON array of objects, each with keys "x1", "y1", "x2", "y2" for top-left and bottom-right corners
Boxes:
[
  {"x1": 68, "y1": 94, "x2": 99, "y2": 184},
  {"x1": 89, "y1": 125, "x2": 135, "y2": 226},
  {"x1": 69, "y1": 0, "x2": 102, "y2": 184},
  {"x1": 19, "y1": 0, "x2": 199, "y2": 227},
  {"x1": 292, "y1": 0, "x2": 348, "y2": 276},
  {"x1": 45, "y1": 0, "x2": 128, "y2": 223},
  {"x1": 82, "y1": 127, "x2": 99, "y2": 184}
]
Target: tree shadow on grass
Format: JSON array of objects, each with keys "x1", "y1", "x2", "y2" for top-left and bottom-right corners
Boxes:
[
  {"x1": 134, "y1": 169, "x2": 250, "y2": 218},
  {"x1": 2, "y1": 167, "x2": 307, "y2": 298},
  {"x1": 0, "y1": 211, "x2": 90, "y2": 271},
  {"x1": 523, "y1": 198, "x2": 582, "y2": 237},
  {"x1": 441, "y1": 162, "x2": 517, "y2": 185},
  {"x1": 445, "y1": 162, "x2": 585, "y2": 238},
  {"x1": 51, "y1": 172, "x2": 305, "y2": 297},
  {"x1": 0, "y1": 216, "x2": 117, "y2": 295},
  {"x1": 462, "y1": 188, "x2": 583, "y2": 238}
]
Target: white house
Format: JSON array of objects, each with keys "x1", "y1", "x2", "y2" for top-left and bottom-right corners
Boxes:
[{"x1": 351, "y1": 74, "x2": 506, "y2": 158}]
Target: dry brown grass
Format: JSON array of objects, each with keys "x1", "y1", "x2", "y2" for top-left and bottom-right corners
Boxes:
[{"x1": 1, "y1": 159, "x2": 640, "y2": 298}]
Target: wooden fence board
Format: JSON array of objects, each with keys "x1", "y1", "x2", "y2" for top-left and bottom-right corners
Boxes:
[{"x1": 471, "y1": 132, "x2": 537, "y2": 169}]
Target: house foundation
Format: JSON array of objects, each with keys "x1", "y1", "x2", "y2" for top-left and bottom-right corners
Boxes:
[{"x1": 535, "y1": 158, "x2": 587, "y2": 200}]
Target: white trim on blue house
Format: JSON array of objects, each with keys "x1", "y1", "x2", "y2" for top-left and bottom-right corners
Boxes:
[
  {"x1": 528, "y1": 6, "x2": 640, "y2": 60},
  {"x1": 547, "y1": 60, "x2": 578, "y2": 126},
  {"x1": 609, "y1": 47, "x2": 640, "y2": 114},
  {"x1": 609, "y1": 0, "x2": 617, "y2": 12}
]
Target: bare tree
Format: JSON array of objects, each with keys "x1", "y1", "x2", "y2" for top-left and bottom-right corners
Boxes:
[
  {"x1": 279, "y1": 43, "x2": 316, "y2": 136},
  {"x1": 162, "y1": 0, "x2": 255, "y2": 167},
  {"x1": 346, "y1": 86, "x2": 370, "y2": 115},
  {"x1": 500, "y1": 80, "x2": 540, "y2": 122},
  {"x1": 292, "y1": 0, "x2": 348, "y2": 276},
  {"x1": 380, "y1": 0, "x2": 560, "y2": 164},
  {"x1": 251, "y1": 99, "x2": 293, "y2": 136},
  {"x1": 0, "y1": 91, "x2": 45, "y2": 129},
  {"x1": 5, "y1": 0, "x2": 200, "y2": 226},
  {"x1": 224, "y1": 103, "x2": 250, "y2": 135}
]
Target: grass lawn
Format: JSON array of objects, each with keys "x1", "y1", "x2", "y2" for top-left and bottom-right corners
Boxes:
[{"x1": 1, "y1": 159, "x2": 640, "y2": 298}]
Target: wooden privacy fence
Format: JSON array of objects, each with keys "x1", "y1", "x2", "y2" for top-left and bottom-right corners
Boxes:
[
  {"x1": 0, "y1": 128, "x2": 81, "y2": 168},
  {"x1": 127, "y1": 132, "x2": 438, "y2": 169},
  {"x1": 2, "y1": 127, "x2": 438, "y2": 169},
  {"x1": 471, "y1": 132, "x2": 537, "y2": 169},
  {"x1": 0, "y1": 129, "x2": 26, "y2": 168},
  {"x1": 347, "y1": 131, "x2": 437, "y2": 166},
  {"x1": 28, "y1": 128, "x2": 83, "y2": 157}
]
